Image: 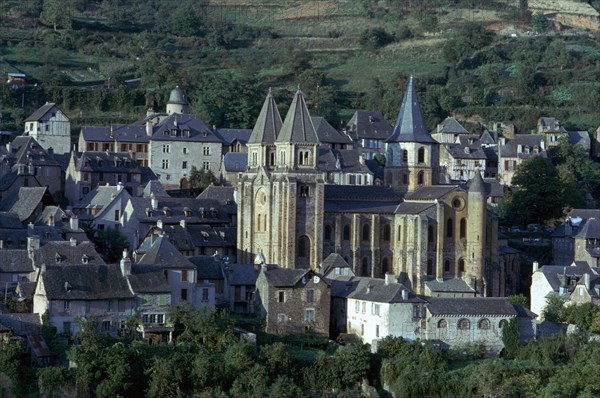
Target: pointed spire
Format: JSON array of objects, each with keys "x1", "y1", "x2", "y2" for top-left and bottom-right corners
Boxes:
[
  {"x1": 248, "y1": 89, "x2": 282, "y2": 144},
  {"x1": 276, "y1": 89, "x2": 320, "y2": 144},
  {"x1": 387, "y1": 76, "x2": 436, "y2": 143},
  {"x1": 469, "y1": 171, "x2": 485, "y2": 193}
]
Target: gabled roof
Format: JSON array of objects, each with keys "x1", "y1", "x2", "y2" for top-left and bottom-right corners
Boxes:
[
  {"x1": 218, "y1": 128, "x2": 252, "y2": 145},
  {"x1": 313, "y1": 117, "x2": 352, "y2": 145},
  {"x1": 136, "y1": 235, "x2": 196, "y2": 269},
  {"x1": 40, "y1": 264, "x2": 133, "y2": 300},
  {"x1": 248, "y1": 90, "x2": 282, "y2": 145},
  {"x1": 276, "y1": 89, "x2": 319, "y2": 144},
  {"x1": 387, "y1": 77, "x2": 436, "y2": 144},
  {"x1": 425, "y1": 278, "x2": 475, "y2": 293},
  {"x1": 320, "y1": 253, "x2": 351, "y2": 275},
  {"x1": 224, "y1": 263, "x2": 260, "y2": 286},
  {"x1": 575, "y1": 218, "x2": 600, "y2": 239},
  {"x1": 426, "y1": 297, "x2": 517, "y2": 316},
  {"x1": 0, "y1": 250, "x2": 34, "y2": 273},
  {"x1": 436, "y1": 117, "x2": 469, "y2": 134},
  {"x1": 25, "y1": 103, "x2": 65, "y2": 122},
  {"x1": 8, "y1": 136, "x2": 61, "y2": 167},
  {"x1": 196, "y1": 185, "x2": 236, "y2": 207},
  {"x1": 499, "y1": 134, "x2": 545, "y2": 158},
  {"x1": 0, "y1": 187, "x2": 48, "y2": 222},
  {"x1": 479, "y1": 130, "x2": 497, "y2": 145},
  {"x1": 74, "y1": 185, "x2": 129, "y2": 211},
  {"x1": 71, "y1": 151, "x2": 141, "y2": 173},
  {"x1": 127, "y1": 265, "x2": 170, "y2": 294},
  {"x1": 150, "y1": 113, "x2": 220, "y2": 142},
  {"x1": 318, "y1": 148, "x2": 372, "y2": 174},
  {"x1": 346, "y1": 111, "x2": 393, "y2": 141},
  {"x1": 332, "y1": 275, "x2": 423, "y2": 303},
  {"x1": 189, "y1": 256, "x2": 225, "y2": 280},
  {"x1": 262, "y1": 266, "x2": 318, "y2": 288},
  {"x1": 536, "y1": 262, "x2": 593, "y2": 292},
  {"x1": 0, "y1": 313, "x2": 42, "y2": 336},
  {"x1": 33, "y1": 240, "x2": 105, "y2": 266},
  {"x1": 143, "y1": 180, "x2": 170, "y2": 198},
  {"x1": 0, "y1": 212, "x2": 25, "y2": 229}
]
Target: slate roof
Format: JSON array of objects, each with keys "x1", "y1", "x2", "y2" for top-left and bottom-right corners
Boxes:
[
  {"x1": 331, "y1": 275, "x2": 423, "y2": 303},
  {"x1": 187, "y1": 225, "x2": 236, "y2": 247},
  {"x1": 0, "y1": 250, "x2": 34, "y2": 273},
  {"x1": 394, "y1": 202, "x2": 435, "y2": 214},
  {"x1": 479, "y1": 130, "x2": 498, "y2": 145},
  {"x1": 435, "y1": 117, "x2": 469, "y2": 134},
  {"x1": 41, "y1": 264, "x2": 133, "y2": 300},
  {"x1": 568, "y1": 131, "x2": 590, "y2": 149},
  {"x1": 464, "y1": 178, "x2": 504, "y2": 198},
  {"x1": 129, "y1": 197, "x2": 229, "y2": 224},
  {"x1": 324, "y1": 185, "x2": 404, "y2": 201},
  {"x1": 127, "y1": 265, "x2": 170, "y2": 294},
  {"x1": 426, "y1": 297, "x2": 518, "y2": 316},
  {"x1": 536, "y1": 262, "x2": 593, "y2": 291},
  {"x1": 0, "y1": 187, "x2": 48, "y2": 222},
  {"x1": 136, "y1": 235, "x2": 196, "y2": 269},
  {"x1": 575, "y1": 218, "x2": 600, "y2": 239},
  {"x1": 248, "y1": 90, "x2": 282, "y2": 144},
  {"x1": 189, "y1": 256, "x2": 225, "y2": 280},
  {"x1": 80, "y1": 124, "x2": 149, "y2": 143},
  {"x1": 74, "y1": 185, "x2": 128, "y2": 212},
  {"x1": 218, "y1": 128, "x2": 252, "y2": 145},
  {"x1": 148, "y1": 225, "x2": 195, "y2": 252},
  {"x1": 318, "y1": 148, "x2": 372, "y2": 174},
  {"x1": 71, "y1": 151, "x2": 141, "y2": 173},
  {"x1": 499, "y1": 134, "x2": 545, "y2": 158},
  {"x1": 387, "y1": 77, "x2": 436, "y2": 144},
  {"x1": 168, "y1": 86, "x2": 188, "y2": 105},
  {"x1": 276, "y1": 90, "x2": 319, "y2": 144},
  {"x1": 569, "y1": 209, "x2": 600, "y2": 219},
  {"x1": 149, "y1": 113, "x2": 221, "y2": 142},
  {"x1": 0, "y1": 313, "x2": 42, "y2": 336},
  {"x1": 196, "y1": 185, "x2": 236, "y2": 206},
  {"x1": 538, "y1": 117, "x2": 566, "y2": 133},
  {"x1": 325, "y1": 200, "x2": 399, "y2": 214},
  {"x1": 443, "y1": 140, "x2": 487, "y2": 160},
  {"x1": 223, "y1": 152, "x2": 248, "y2": 172},
  {"x1": 224, "y1": 263, "x2": 261, "y2": 286},
  {"x1": 0, "y1": 212, "x2": 25, "y2": 229},
  {"x1": 33, "y1": 240, "x2": 105, "y2": 266},
  {"x1": 143, "y1": 180, "x2": 170, "y2": 198},
  {"x1": 346, "y1": 111, "x2": 393, "y2": 141},
  {"x1": 6, "y1": 136, "x2": 62, "y2": 167},
  {"x1": 262, "y1": 267, "x2": 315, "y2": 287},
  {"x1": 313, "y1": 117, "x2": 352, "y2": 145},
  {"x1": 320, "y1": 253, "x2": 351, "y2": 275},
  {"x1": 469, "y1": 172, "x2": 485, "y2": 193},
  {"x1": 425, "y1": 278, "x2": 475, "y2": 293},
  {"x1": 25, "y1": 103, "x2": 61, "y2": 122},
  {"x1": 404, "y1": 185, "x2": 460, "y2": 201}
]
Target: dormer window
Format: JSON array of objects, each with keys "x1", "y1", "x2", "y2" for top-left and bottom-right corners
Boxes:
[
  {"x1": 64, "y1": 282, "x2": 72, "y2": 293},
  {"x1": 163, "y1": 207, "x2": 171, "y2": 216},
  {"x1": 98, "y1": 160, "x2": 104, "y2": 167},
  {"x1": 55, "y1": 253, "x2": 62, "y2": 263},
  {"x1": 201, "y1": 231, "x2": 209, "y2": 242},
  {"x1": 184, "y1": 207, "x2": 192, "y2": 217},
  {"x1": 202, "y1": 131, "x2": 207, "y2": 137},
  {"x1": 82, "y1": 254, "x2": 89, "y2": 264},
  {"x1": 183, "y1": 130, "x2": 190, "y2": 137},
  {"x1": 146, "y1": 208, "x2": 152, "y2": 217},
  {"x1": 171, "y1": 129, "x2": 177, "y2": 136}
]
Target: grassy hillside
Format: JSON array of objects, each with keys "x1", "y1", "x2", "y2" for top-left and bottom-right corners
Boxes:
[{"x1": 0, "y1": 0, "x2": 599, "y2": 135}]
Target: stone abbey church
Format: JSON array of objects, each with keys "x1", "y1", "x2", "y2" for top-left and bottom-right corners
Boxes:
[{"x1": 238, "y1": 78, "x2": 499, "y2": 296}]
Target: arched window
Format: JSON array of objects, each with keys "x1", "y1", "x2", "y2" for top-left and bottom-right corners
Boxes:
[
  {"x1": 457, "y1": 319, "x2": 470, "y2": 330},
  {"x1": 270, "y1": 152, "x2": 275, "y2": 166},
  {"x1": 361, "y1": 257, "x2": 369, "y2": 276},
  {"x1": 324, "y1": 225, "x2": 333, "y2": 241},
  {"x1": 397, "y1": 225, "x2": 402, "y2": 241},
  {"x1": 460, "y1": 218, "x2": 466, "y2": 239},
  {"x1": 418, "y1": 147, "x2": 425, "y2": 163},
  {"x1": 402, "y1": 150, "x2": 408, "y2": 162},
  {"x1": 304, "y1": 151, "x2": 310, "y2": 165},
  {"x1": 299, "y1": 185, "x2": 310, "y2": 198},
  {"x1": 427, "y1": 259, "x2": 434, "y2": 275},
  {"x1": 263, "y1": 215, "x2": 267, "y2": 231},
  {"x1": 428, "y1": 226, "x2": 434, "y2": 243},
  {"x1": 446, "y1": 218, "x2": 453, "y2": 238},
  {"x1": 437, "y1": 319, "x2": 447, "y2": 328},
  {"x1": 362, "y1": 224, "x2": 370, "y2": 241},
  {"x1": 499, "y1": 319, "x2": 507, "y2": 329},
  {"x1": 478, "y1": 318, "x2": 490, "y2": 330},
  {"x1": 257, "y1": 214, "x2": 262, "y2": 231},
  {"x1": 343, "y1": 225, "x2": 350, "y2": 241},
  {"x1": 458, "y1": 258, "x2": 465, "y2": 273},
  {"x1": 382, "y1": 224, "x2": 391, "y2": 242},
  {"x1": 298, "y1": 236, "x2": 310, "y2": 261},
  {"x1": 417, "y1": 171, "x2": 424, "y2": 185},
  {"x1": 444, "y1": 260, "x2": 450, "y2": 272},
  {"x1": 382, "y1": 257, "x2": 389, "y2": 275}
]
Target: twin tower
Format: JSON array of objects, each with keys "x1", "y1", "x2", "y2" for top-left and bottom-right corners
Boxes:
[{"x1": 237, "y1": 79, "x2": 490, "y2": 294}]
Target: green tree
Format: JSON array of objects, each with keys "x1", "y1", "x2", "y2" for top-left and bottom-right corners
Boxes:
[
  {"x1": 562, "y1": 303, "x2": 600, "y2": 332},
  {"x1": 501, "y1": 317, "x2": 521, "y2": 358},
  {"x1": 84, "y1": 226, "x2": 130, "y2": 263},
  {"x1": 146, "y1": 358, "x2": 183, "y2": 398},
  {"x1": 40, "y1": 0, "x2": 72, "y2": 31},
  {"x1": 0, "y1": 340, "x2": 23, "y2": 394},
  {"x1": 358, "y1": 27, "x2": 394, "y2": 49},
  {"x1": 189, "y1": 166, "x2": 219, "y2": 194},
  {"x1": 38, "y1": 367, "x2": 74, "y2": 398},
  {"x1": 531, "y1": 13, "x2": 548, "y2": 32},
  {"x1": 230, "y1": 364, "x2": 269, "y2": 398},
  {"x1": 269, "y1": 375, "x2": 304, "y2": 398},
  {"x1": 508, "y1": 294, "x2": 529, "y2": 308},
  {"x1": 543, "y1": 296, "x2": 567, "y2": 323}
]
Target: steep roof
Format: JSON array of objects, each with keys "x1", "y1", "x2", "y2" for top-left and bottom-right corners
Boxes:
[
  {"x1": 189, "y1": 256, "x2": 225, "y2": 280},
  {"x1": 436, "y1": 117, "x2": 469, "y2": 134},
  {"x1": 127, "y1": 265, "x2": 171, "y2": 294},
  {"x1": 276, "y1": 89, "x2": 319, "y2": 144},
  {"x1": 313, "y1": 116, "x2": 352, "y2": 145},
  {"x1": 25, "y1": 103, "x2": 63, "y2": 122},
  {"x1": 387, "y1": 77, "x2": 436, "y2": 144},
  {"x1": 136, "y1": 235, "x2": 196, "y2": 269},
  {"x1": 0, "y1": 187, "x2": 48, "y2": 222},
  {"x1": 149, "y1": 114, "x2": 219, "y2": 142},
  {"x1": 575, "y1": 218, "x2": 600, "y2": 239},
  {"x1": 262, "y1": 267, "x2": 315, "y2": 287},
  {"x1": 33, "y1": 240, "x2": 105, "y2": 266},
  {"x1": 168, "y1": 86, "x2": 188, "y2": 105},
  {"x1": 320, "y1": 253, "x2": 351, "y2": 275},
  {"x1": 0, "y1": 250, "x2": 34, "y2": 273},
  {"x1": 224, "y1": 263, "x2": 260, "y2": 286},
  {"x1": 80, "y1": 124, "x2": 149, "y2": 143},
  {"x1": 427, "y1": 297, "x2": 517, "y2": 316},
  {"x1": 469, "y1": 171, "x2": 485, "y2": 194},
  {"x1": 425, "y1": 278, "x2": 475, "y2": 293},
  {"x1": 331, "y1": 275, "x2": 423, "y2": 303},
  {"x1": 218, "y1": 128, "x2": 252, "y2": 145},
  {"x1": 223, "y1": 152, "x2": 248, "y2": 172},
  {"x1": 346, "y1": 111, "x2": 393, "y2": 141},
  {"x1": 143, "y1": 180, "x2": 170, "y2": 198},
  {"x1": 41, "y1": 264, "x2": 133, "y2": 300},
  {"x1": 248, "y1": 89, "x2": 282, "y2": 144}
]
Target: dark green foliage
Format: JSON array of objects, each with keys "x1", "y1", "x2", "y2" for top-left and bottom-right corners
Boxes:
[
  {"x1": 543, "y1": 296, "x2": 568, "y2": 323},
  {"x1": 358, "y1": 27, "x2": 394, "y2": 49},
  {"x1": 501, "y1": 317, "x2": 521, "y2": 359},
  {"x1": 532, "y1": 13, "x2": 548, "y2": 32},
  {"x1": 442, "y1": 23, "x2": 496, "y2": 63},
  {"x1": 189, "y1": 166, "x2": 219, "y2": 194},
  {"x1": 84, "y1": 225, "x2": 130, "y2": 263},
  {"x1": 508, "y1": 294, "x2": 529, "y2": 308},
  {"x1": 562, "y1": 303, "x2": 600, "y2": 332},
  {"x1": 40, "y1": 0, "x2": 72, "y2": 31}
]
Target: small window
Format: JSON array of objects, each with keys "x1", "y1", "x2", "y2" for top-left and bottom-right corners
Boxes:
[
  {"x1": 278, "y1": 291, "x2": 285, "y2": 303},
  {"x1": 343, "y1": 225, "x2": 350, "y2": 240},
  {"x1": 355, "y1": 301, "x2": 360, "y2": 313},
  {"x1": 382, "y1": 224, "x2": 391, "y2": 242},
  {"x1": 181, "y1": 270, "x2": 188, "y2": 282},
  {"x1": 478, "y1": 318, "x2": 490, "y2": 330},
  {"x1": 460, "y1": 218, "x2": 466, "y2": 239},
  {"x1": 362, "y1": 224, "x2": 370, "y2": 241},
  {"x1": 181, "y1": 289, "x2": 188, "y2": 301},
  {"x1": 402, "y1": 150, "x2": 408, "y2": 162},
  {"x1": 277, "y1": 314, "x2": 286, "y2": 324},
  {"x1": 438, "y1": 319, "x2": 447, "y2": 328},
  {"x1": 446, "y1": 218, "x2": 453, "y2": 238},
  {"x1": 202, "y1": 288, "x2": 209, "y2": 301},
  {"x1": 305, "y1": 309, "x2": 315, "y2": 322},
  {"x1": 306, "y1": 289, "x2": 314, "y2": 303},
  {"x1": 458, "y1": 318, "x2": 470, "y2": 330},
  {"x1": 63, "y1": 301, "x2": 70, "y2": 311}
]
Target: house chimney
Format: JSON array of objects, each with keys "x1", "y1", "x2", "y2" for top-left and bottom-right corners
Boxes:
[
  {"x1": 532, "y1": 261, "x2": 539, "y2": 272},
  {"x1": 27, "y1": 236, "x2": 40, "y2": 253},
  {"x1": 180, "y1": 219, "x2": 186, "y2": 228},
  {"x1": 151, "y1": 193, "x2": 158, "y2": 210},
  {"x1": 401, "y1": 289, "x2": 409, "y2": 301},
  {"x1": 385, "y1": 273, "x2": 396, "y2": 285},
  {"x1": 28, "y1": 222, "x2": 34, "y2": 232},
  {"x1": 117, "y1": 181, "x2": 123, "y2": 191},
  {"x1": 70, "y1": 215, "x2": 79, "y2": 231},
  {"x1": 48, "y1": 214, "x2": 55, "y2": 227},
  {"x1": 69, "y1": 238, "x2": 77, "y2": 247},
  {"x1": 146, "y1": 120, "x2": 153, "y2": 137},
  {"x1": 157, "y1": 219, "x2": 163, "y2": 229},
  {"x1": 584, "y1": 273, "x2": 591, "y2": 290},
  {"x1": 120, "y1": 248, "x2": 132, "y2": 276}
]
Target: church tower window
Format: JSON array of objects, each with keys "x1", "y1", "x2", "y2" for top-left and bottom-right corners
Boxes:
[
  {"x1": 460, "y1": 218, "x2": 467, "y2": 239},
  {"x1": 362, "y1": 224, "x2": 370, "y2": 241},
  {"x1": 418, "y1": 147, "x2": 425, "y2": 164},
  {"x1": 324, "y1": 225, "x2": 333, "y2": 241},
  {"x1": 382, "y1": 257, "x2": 389, "y2": 274},
  {"x1": 428, "y1": 226, "x2": 434, "y2": 243},
  {"x1": 361, "y1": 258, "x2": 369, "y2": 276},
  {"x1": 343, "y1": 225, "x2": 350, "y2": 241},
  {"x1": 382, "y1": 224, "x2": 391, "y2": 242},
  {"x1": 458, "y1": 258, "x2": 465, "y2": 273},
  {"x1": 417, "y1": 171, "x2": 424, "y2": 185},
  {"x1": 427, "y1": 259, "x2": 434, "y2": 275},
  {"x1": 298, "y1": 236, "x2": 310, "y2": 261},
  {"x1": 446, "y1": 218, "x2": 453, "y2": 238}
]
